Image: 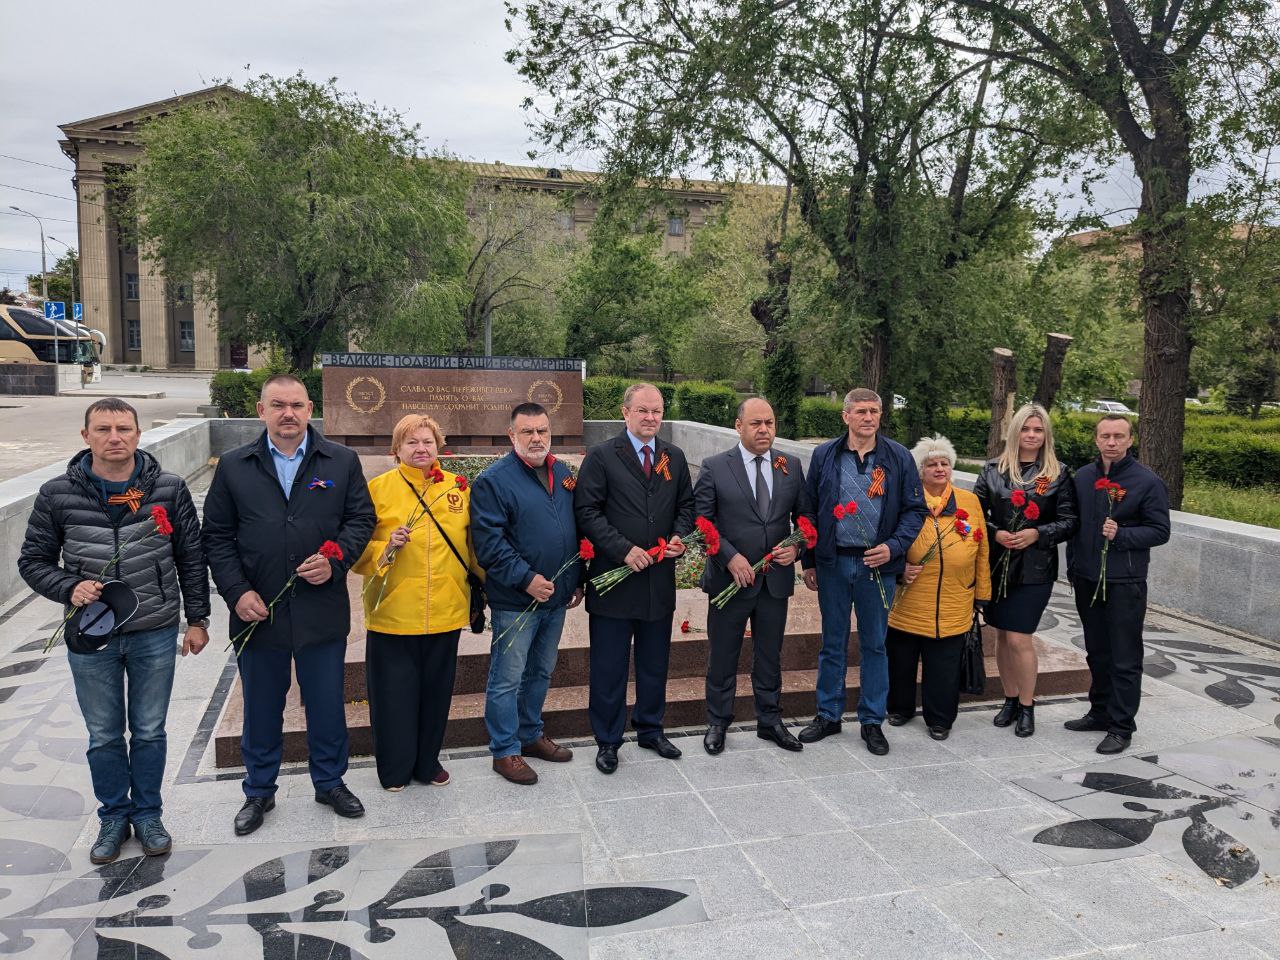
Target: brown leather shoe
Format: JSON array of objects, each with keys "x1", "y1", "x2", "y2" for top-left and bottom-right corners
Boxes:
[
  {"x1": 493, "y1": 754, "x2": 539, "y2": 785},
  {"x1": 521, "y1": 735, "x2": 574, "y2": 763}
]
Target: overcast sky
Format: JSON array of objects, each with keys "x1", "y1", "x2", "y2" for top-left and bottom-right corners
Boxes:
[{"x1": 1, "y1": 0, "x2": 1152, "y2": 295}]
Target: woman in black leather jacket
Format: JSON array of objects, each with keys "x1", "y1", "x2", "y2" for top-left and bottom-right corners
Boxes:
[{"x1": 973, "y1": 403, "x2": 1078, "y2": 737}]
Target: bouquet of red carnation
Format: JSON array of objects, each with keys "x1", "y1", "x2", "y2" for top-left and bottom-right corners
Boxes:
[
  {"x1": 682, "y1": 516, "x2": 721, "y2": 556},
  {"x1": 495, "y1": 539, "x2": 595, "y2": 650},
  {"x1": 46, "y1": 505, "x2": 174, "y2": 653},
  {"x1": 366, "y1": 471, "x2": 468, "y2": 611},
  {"x1": 892, "y1": 510, "x2": 978, "y2": 610},
  {"x1": 590, "y1": 519, "x2": 721, "y2": 598},
  {"x1": 994, "y1": 489, "x2": 1041, "y2": 601},
  {"x1": 711, "y1": 516, "x2": 817, "y2": 609},
  {"x1": 230, "y1": 540, "x2": 343, "y2": 655},
  {"x1": 832, "y1": 500, "x2": 888, "y2": 608},
  {"x1": 1091, "y1": 478, "x2": 1126, "y2": 605}
]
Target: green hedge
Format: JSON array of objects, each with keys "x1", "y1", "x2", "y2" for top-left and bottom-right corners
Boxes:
[
  {"x1": 208, "y1": 368, "x2": 324, "y2": 417},
  {"x1": 674, "y1": 381, "x2": 738, "y2": 427},
  {"x1": 797, "y1": 397, "x2": 844, "y2": 438},
  {"x1": 582, "y1": 377, "x2": 676, "y2": 419}
]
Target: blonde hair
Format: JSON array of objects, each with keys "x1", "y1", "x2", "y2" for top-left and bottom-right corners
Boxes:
[
  {"x1": 910, "y1": 434, "x2": 956, "y2": 474},
  {"x1": 997, "y1": 403, "x2": 1060, "y2": 483},
  {"x1": 390, "y1": 414, "x2": 446, "y2": 461}
]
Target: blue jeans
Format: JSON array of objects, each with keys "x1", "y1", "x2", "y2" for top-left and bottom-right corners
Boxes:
[
  {"x1": 486, "y1": 606, "x2": 567, "y2": 758},
  {"x1": 67, "y1": 623, "x2": 178, "y2": 823},
  {"x1": 815, "y1": 554, "x2": 896, "y2": 724}
]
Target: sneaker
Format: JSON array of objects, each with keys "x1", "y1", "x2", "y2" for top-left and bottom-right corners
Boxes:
[
  {"x1": 90, "y1": 819, "x2": 131, "y2": 865},
  {"x1": 430, "y1": 768, "x2": 451, "y2": 786},
  {"x1": 134, "y1": 818, "x2": 172, "y2": 857}
]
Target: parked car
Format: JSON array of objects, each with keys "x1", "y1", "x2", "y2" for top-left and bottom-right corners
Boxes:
[{"x1": 1085, "y1": 399, "x2": 1136, "y2": 416}]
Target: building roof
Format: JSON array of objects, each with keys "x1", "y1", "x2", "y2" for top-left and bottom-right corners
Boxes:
[{"x1": 461, "y1": 161, "x2": 731, "y2": 199}]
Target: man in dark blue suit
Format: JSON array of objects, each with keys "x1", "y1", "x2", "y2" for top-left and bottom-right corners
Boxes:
[{"x1": 574, "y1": 383, "x2": 695, "y2": 774}]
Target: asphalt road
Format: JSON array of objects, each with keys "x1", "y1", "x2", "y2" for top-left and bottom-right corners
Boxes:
[{"x1": 0, "y1": 372, "x2": 212, "y2": 481}]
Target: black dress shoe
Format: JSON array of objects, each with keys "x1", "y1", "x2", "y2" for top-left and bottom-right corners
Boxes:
[
  {"x1": 1015, "y1": 702, "x2": 1035, "y2": 738},
  {"x1": 315, "y1": 784, "x2": 365, "y2": 819},
  {"x1": 992, "y1": 697, "x2": 1019, "y2": 728},
  {"x1": 1096, "y1": 733, "x2": 1131, "y2": 754},
  {"x1": 757, "y1": 723, "x2": 803, "y2": 752},
  {"x1": 638, "y1": 735, "x2": 682, "y2": 759},
  {"x1": 886, "y1": 713, "x2": 912, "y2": 727},
  {"x1": 234, "y1": 797, "x2": 275, "y2": 836},
  {"x1": 596, "y1": 744, "x2": 618, "y2": 774},
  {"x1": 703, "y1": 725, "x2": 727, "y2": 755},
  {"x1": 927, "y1": 725, "x2": 950, "y2": 741},
  {"x1": 1064, "y1": 714, "x2": 1109, "y2": 732},
  {"x1": 798, "y1": 716, "x2": 842, "y2": 743},
  {"x1": 861, "y1": 724, "x2": 890, "y2": 755}
]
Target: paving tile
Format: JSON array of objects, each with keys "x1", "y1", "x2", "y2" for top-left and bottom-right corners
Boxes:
[
  {"x1": 807, "y1": 770, "x2": 929, "y2": 828},
  {"x1": 587, "y1": 793, "x2": 730, "y2": 859},
  {"x1": 795, "y1": 890, "x2": 987, "y2": 959},
  {"x1": 1012, "y1": 859, "x2": 1218, "y2": 948},
  {"x1": 937, "y1": 805, "x2": 1080, "y2": 876},
  {"x1": 1016, "y1": 755, "x2": 1176, "y2": 803},
  {"x1": 855, "y1": 818, "x2": 998, "y2": 887},
  {"x1": 838, "y1": 726, "x2": 962, "y2": 770},
  {"x1": 590, "y1": 908, "x2": 823, "y2": 960},
  {"x1": 612, "y1": 844, "x2": 783, "y2": 920},
  {"x1": 879, "y1": 761, "x2": 1030, "y2": 816},
  {"x1": 571, "y1": 753, "x2": 694, "y2": 803},
  {"x1": 1123, "y1": 851, "x2": 1280, "y2": 926},
  {"x1": 678, "y1": 749, "x2": 795, "y2": 791},
  {"x1": 1100, "y1": 928, "x2": 1272, "y2": 959},
  {"x1": 752, "y1": 737, "x2": 866, "y2": 780},
  {"x1": 923, "y1": 876, "x2": 1093, "y2": 959},
  {"x1": 739, "y1": 830, "x2": 908, "y2": 907},
  {"x1": 700, "y1": 780, "x2": 843, "y2": 843},
  {"x1": 1237, "y1": 918, "x2": 1280, "y2": 958}
]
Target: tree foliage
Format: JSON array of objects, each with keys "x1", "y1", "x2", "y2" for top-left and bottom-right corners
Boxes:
[
  {"x1": 27, "y1": 250, "x2": 79, "y2": 310},
  {"x1": 125, "y1": 73, "x2": 469, "y2": 371}
]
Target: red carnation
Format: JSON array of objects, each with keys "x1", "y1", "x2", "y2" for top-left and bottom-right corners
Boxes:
[
  {"x1": 150, "y1": 505, "x2": 173, "y2": 537},
  {"x1": 1010, "y1": 489, "x2": 1027, "y2": 507},
  {"x1": 579, "y1": 538, "x2": 595, "y2": 560},
  {"x1": 797, "y1": 516, "x2": 818, "y2": 549},
  {"x1": 833, "y1": 503, "x2": 847, "y2": 520},
  {"x1": 680, "y1": 619, "x2": 691, "y2": 633},
  {"x1": 954, "y1": 508, "x2": 969, "y2": 522},
  {"x1": 455, "y1": 474, "x2": 469, "y2": 491},
  {"x1": 973, "y1": 528, "x2": 985, "y2": 543},
  {"x1": 1024, "y1": 502, "x2": 1041, "y2": 521},
  {"x1": 845, "y1": 500, "x2": 859, "y2": 515},
  {"x1": 1094, "y1": 477, "x2": 1111, "y2": 490},
  {"x1": 429, "y1": 467, "x2": 445, "y2": 484},
  {"x1": 695, "y1": 515, "x2": 722, "y2": 555},
  {"x1": 318, "y1": 540, "x2": 344, "y2": 561}
]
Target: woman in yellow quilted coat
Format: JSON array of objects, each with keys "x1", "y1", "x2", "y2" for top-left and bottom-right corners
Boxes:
[
  {"x1": 885, "y1": 435, "x2": 991, "y2": 741},
  {"x1": 352, "y1": 414, "x2": 483, "y2": 791}
]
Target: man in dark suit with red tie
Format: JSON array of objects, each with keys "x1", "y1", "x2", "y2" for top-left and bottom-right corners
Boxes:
[
  {"x1": 574, "y1": 383, "x2": 695, "y2": 774},
  {"x1": 694, "y1": 397, "x2": 813, "y2": 754}
]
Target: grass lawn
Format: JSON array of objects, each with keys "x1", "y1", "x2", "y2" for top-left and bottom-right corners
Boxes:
[{"x1": 1180, "y1": 481, "x2": 1280, "y2": 530}]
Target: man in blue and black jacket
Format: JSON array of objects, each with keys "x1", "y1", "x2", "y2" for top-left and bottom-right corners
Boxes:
[
  {"x1": 1065, "y1": 413, "x2": 1170, "y2": 754},
  {"x1": 471, "y1": 402, "x2": 583, "y2": 786},
  {"x1": 799, "y1": 388, "x2": 926, "y2": 756}
]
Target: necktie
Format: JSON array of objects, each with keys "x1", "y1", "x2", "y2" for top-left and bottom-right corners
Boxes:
[
  {"x1": 754, "y1": 455, "x2": 770, "y2": 517},
  {"x1": 642, "y1": 444, "x2": 652, "y2": 477}
]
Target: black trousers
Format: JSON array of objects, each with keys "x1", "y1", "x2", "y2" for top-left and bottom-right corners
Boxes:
[
  {"x1": 705, "y1": 588, "x2": 789, "y2": 726},
  {"x1": 885, "y1": 626, "x2": 965, "y2": 730},
  {"x1": 365, "y1": 629, "x2": 460, "y2": 788},
  {"x1": 588, "y1": 614, "x2": 672, "y2": 747},
  {"x1": 1073, "y1": 578, "x2": 1147, "y2": 737}
]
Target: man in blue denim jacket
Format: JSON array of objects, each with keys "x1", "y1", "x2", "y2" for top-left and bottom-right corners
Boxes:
[
  {"x1": 471, "y1": 402, "x2": 584, "y2": 785},
  {"x1": 799, "y1": 388, "x2": 926, "y2": 756}
]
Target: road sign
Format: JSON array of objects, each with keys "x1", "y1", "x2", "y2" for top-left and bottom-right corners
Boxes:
[
  {"x1": 44, "y1": 301, "x2": 66, "y2": 321},
  {"x1": 73, "y1": 303, "x2": 83, "y2": 321}
]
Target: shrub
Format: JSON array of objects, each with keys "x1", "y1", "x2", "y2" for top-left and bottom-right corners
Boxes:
[
  {"x1": 1184, "y1": 433, "x2": 1280, "y2": 488},
  {"x1": 208, "y1": 367, "x2": 324, "y2": 417},
  {"x1": 797, "y1": 397, "x2": 844, "y2": 438},
  {"x1": 674, "y1": 381, "x2": 737, "y2": 426},
  {"x1": 583, "y1": 377, "x2": 677, "y2": 419}
]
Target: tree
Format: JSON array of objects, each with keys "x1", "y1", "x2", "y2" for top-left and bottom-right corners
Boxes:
[
  {"x1": 506, "y1": 0, "x2": 1083, "y2": 404},
  {"x1": 27, "y1": 250, "x2": 78, "y2": 309},
  {"x1": 124, "y1": 73, "x2": 469, "y2": 371},
  {"x1": 932, "y1": 0, "x2": 1280, "y2": 504},
  {"x1": 0, "y1": 288, "x2": 18, "y2": 305}
]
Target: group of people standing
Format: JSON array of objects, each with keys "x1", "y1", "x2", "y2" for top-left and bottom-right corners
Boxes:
[{"x1": 18, "y1": 376, "x2": 1169, "y2": 869}]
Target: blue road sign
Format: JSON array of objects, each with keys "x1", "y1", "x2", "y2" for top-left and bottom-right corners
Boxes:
[
  {"x1": 73, "y1": 303, "x2": 83, "y2": 321},
  {"x1": 44, "y1": 301, "x2": 66, "y2": 321}
]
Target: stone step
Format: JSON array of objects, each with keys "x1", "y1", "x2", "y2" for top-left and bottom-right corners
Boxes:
[{"x1": 212, "y1": 633, "x2": 1090, "y2": 768}]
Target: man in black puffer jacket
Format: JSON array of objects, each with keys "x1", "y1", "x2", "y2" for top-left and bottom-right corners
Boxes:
[{"x1": 19, "y1": 398, "x2": 210, "y2": 866}]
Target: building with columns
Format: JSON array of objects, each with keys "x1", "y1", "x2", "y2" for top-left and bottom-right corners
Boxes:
[{"x1": 58, "y1": 87, "x2": 728, "y2": 373}]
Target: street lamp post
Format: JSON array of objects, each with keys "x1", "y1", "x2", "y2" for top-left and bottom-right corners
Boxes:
[{"x1": 9, "y1": 206, "x2": 58, "y2": 375}]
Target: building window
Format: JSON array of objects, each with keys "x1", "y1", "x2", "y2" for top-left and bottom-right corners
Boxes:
[
  {"x1": 126, "y1": 318, "x2": 141, "y2": 350},
  {"x1": 667, "y1": 216, "x2": 685, "y2": 236},
  {"x1": 178, "y1": 318, "x2": 195, "y2": 352},
  {"x1": 174, "y1": 283, "x2": 191, "y2": 303},
  {"x1": 556, "y1": 211, "x2": 574, "y2": 231},
  {"x1": 125, "y1": 273, "x2": 140, "y2": 300}
]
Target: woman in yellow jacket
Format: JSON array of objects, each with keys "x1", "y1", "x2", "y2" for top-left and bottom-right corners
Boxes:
[
  {"x1": 352, "y1": 414, "x2": 483, "y2": 791},
  {"x1": 885, "y1": 435, "x2": 991, "y2": 741}
]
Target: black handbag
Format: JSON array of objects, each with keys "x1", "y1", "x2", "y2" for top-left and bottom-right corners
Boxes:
[
  {"x1": 959, "y1": 611, "x2": 986, "y2": 696},
  {"x1": 403, "y1": 474, "x2": 487, "y2": 634}
]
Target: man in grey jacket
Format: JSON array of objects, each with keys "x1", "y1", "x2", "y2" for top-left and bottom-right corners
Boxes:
[{"x1": 19, "y1": 398, "x2": 210, "y2": 865}]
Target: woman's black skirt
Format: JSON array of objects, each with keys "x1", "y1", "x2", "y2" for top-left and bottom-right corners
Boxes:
[{"x1": 984, "y1": 580, "x2": 1054, "y2": 633}]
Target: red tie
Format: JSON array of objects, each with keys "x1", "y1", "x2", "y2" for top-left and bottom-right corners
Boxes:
[{"x1": 642, "y1": 445, "x2": 652, "y2": 477}]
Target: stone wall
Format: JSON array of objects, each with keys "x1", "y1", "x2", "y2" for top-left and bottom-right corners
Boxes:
[{"x1": 0, "y1": 363, "x2": 56, "y2": 396}]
